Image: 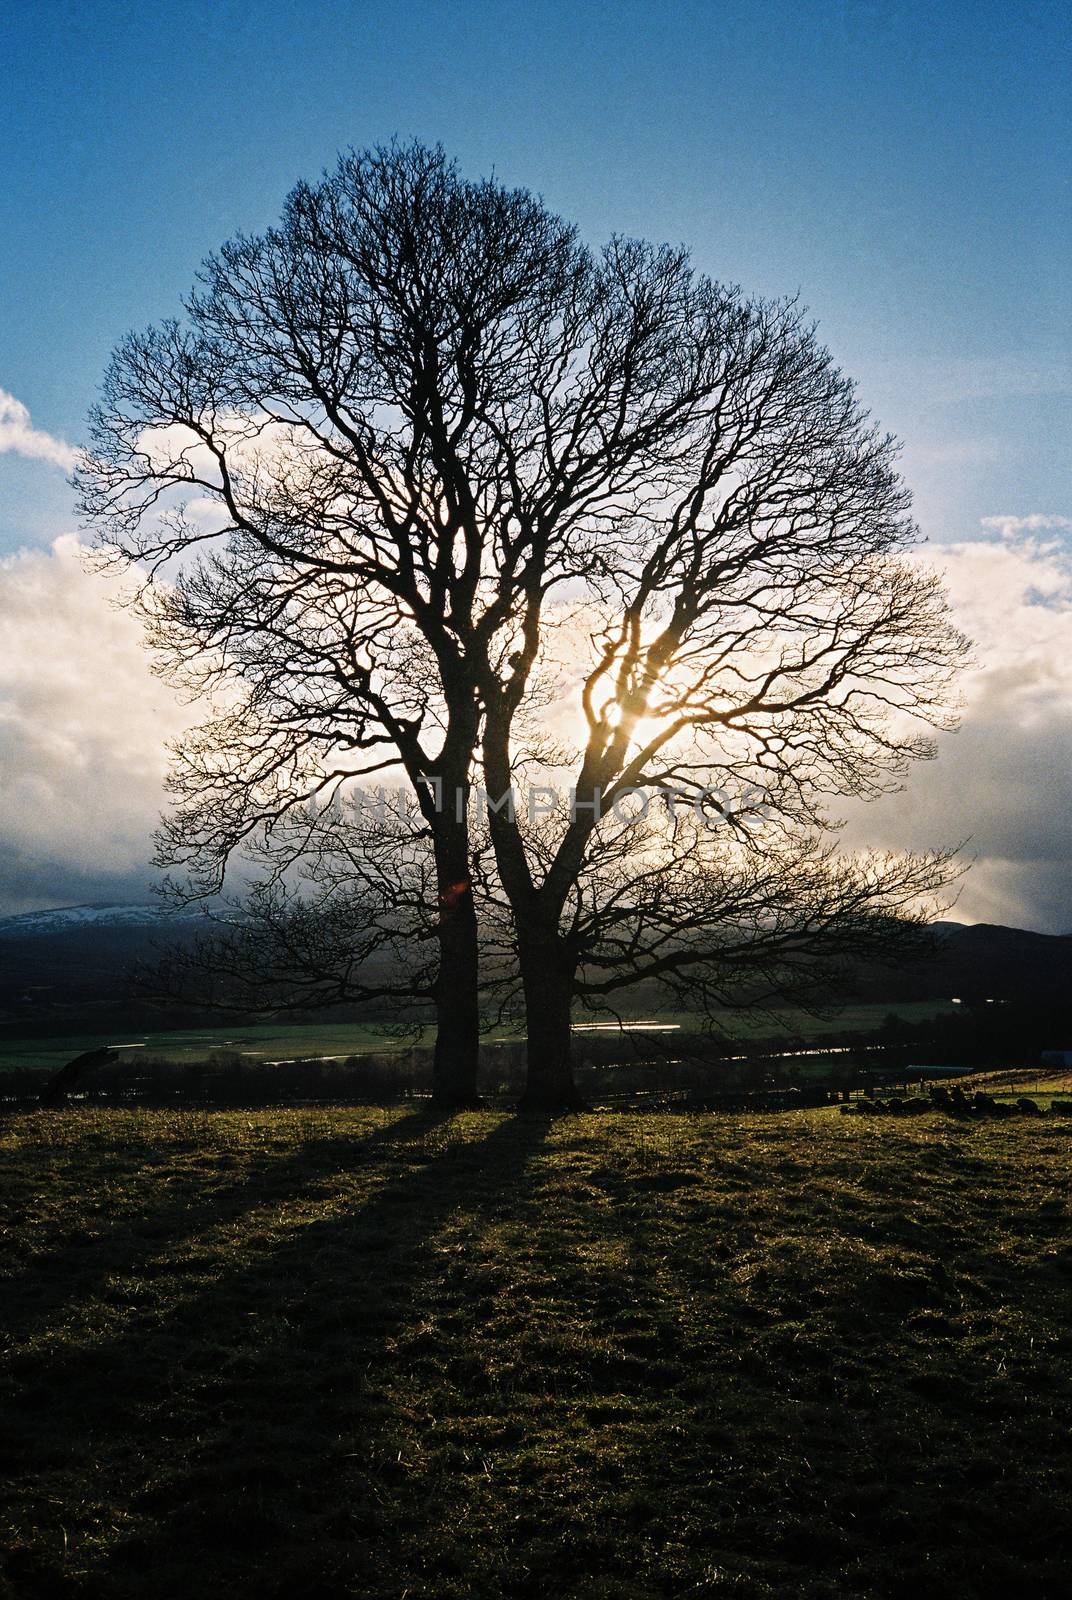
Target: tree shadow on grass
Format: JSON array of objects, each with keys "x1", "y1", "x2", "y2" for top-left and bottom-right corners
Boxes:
[
  {"x1": 1, "y1": 1106, "x2": 439, "y2": 1349},
  {"x1": 6, "y1": 1114, "x2": 1070, "y2": 1600},
  {"x1": 2, "y1": 1109, "x2": 549, "y2": 1599}
]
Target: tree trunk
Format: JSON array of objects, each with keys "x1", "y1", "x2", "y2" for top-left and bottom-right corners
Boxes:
[
  {"x1": 517, "y1": 927, "x2": 586, "y2": 1112},
  {"x1": 430, "y1": 816, "x2": 482, "y2": 1107}
]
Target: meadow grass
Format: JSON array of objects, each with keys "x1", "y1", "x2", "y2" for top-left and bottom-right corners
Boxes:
[{"x1": 1, "y1": 1105, "x2": 1069, "y2": 1598}]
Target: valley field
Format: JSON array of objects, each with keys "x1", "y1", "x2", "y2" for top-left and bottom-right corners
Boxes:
[
  {"x1": 0, "y1": 1000, "x2": 962, "y2": 1074},
  {"x1": 1, "y1": 1106, "x2": 1069, "y2": 1598}
]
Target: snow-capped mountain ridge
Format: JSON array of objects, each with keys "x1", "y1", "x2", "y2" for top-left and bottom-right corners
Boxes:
[{"x1": 0, "y1": 903, "x2": 204, "y2": 937}]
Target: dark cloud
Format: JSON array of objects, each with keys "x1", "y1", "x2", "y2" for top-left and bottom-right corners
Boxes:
[{"x1": 0, "y1": 537, "x2": 186, "y2": 916}]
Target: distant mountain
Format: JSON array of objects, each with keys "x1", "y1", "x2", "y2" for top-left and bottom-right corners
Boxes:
[
  {"x1": 0, "y1": 903, "x2": 213, "y2": 1031},
  {"x1": 0, "y1": 903, "x2": 201, "y2": 937},
  {"x1": 853, "y1": 920, "x2": 1072, "y2": 1006},
  {"x1": 0, "y1": 903, "x2": 1068, "y2": 1037}
]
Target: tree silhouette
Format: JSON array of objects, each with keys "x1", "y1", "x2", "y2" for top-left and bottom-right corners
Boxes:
[{"x1": 80, "y1": 143, "x2": 967, "y2": 1111}]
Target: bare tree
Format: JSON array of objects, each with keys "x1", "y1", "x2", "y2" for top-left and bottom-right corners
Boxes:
[{"x1": 80, "y1": 143, "x2": 967, "y2": 1113}]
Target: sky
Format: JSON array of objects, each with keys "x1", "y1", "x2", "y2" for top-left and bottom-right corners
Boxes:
[{"x1": 0, "y1": 0, "x2": 1069, "y2": 928}]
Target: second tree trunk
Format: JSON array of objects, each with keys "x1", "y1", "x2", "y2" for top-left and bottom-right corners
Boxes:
[
  {"x1": 431, "y1": 818, "x2": 481, "y2": 1106},
  {"x1": 517, "y1": 925, "x2": 584, "y2": 1112}
]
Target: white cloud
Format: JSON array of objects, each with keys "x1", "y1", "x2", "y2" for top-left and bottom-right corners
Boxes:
[
  {"x1": 978, "y1": 514, "x2": 1072, "y2": 539},
  {"x1": 0, "y1": 388, "x2": 79, "y2": 472},
  {"x1": 845, "y1": 519, "x2": 1072, "y2": 932},
  {"x1": 0, "y1": 537, "x2": 188, "y2": 913},
  {"x1": 1, "y1": 517, "x2": 1070, "y2": 932}
]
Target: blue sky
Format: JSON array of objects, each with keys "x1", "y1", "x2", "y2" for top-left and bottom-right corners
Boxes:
[
  {"x1": 0, "y1": 0, "x2": 1070, "y2": 927},
  {"x1": 0, "y1": 0, "x2": 1068, "y2": 550}
]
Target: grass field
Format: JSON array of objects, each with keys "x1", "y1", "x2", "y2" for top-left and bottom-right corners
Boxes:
[
  {"x1": 0, "y1": 1000, "x2": 960, "y2": 1073},
  {"x1": 947, "y1": 1067, "x2": 1072, "y2": 1105},
  {"x1": 0, "y1": 1022, "x2": 434, "y2": 1074},
  {"x1": 2, "y1": 1105, "x2": 1070, "y2": 1598}
]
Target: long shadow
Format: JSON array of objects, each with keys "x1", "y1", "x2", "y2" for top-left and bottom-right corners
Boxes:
[
  {"x1": 1, "y1": 1105, "x2": 448, "y2": 1348},
  {"x1": 7, "y1": 1115, "x2": 1068, "y2": 1598},
  {"x1": 3, "y1": 1110, "x2": 550, "y2": 1598}
]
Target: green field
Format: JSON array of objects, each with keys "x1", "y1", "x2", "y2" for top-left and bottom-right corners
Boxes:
[
  {"x1": 0, "y1": 1001, "x2": 960, "y2": 1074},
  {"x1": 603, "y1": 999, "x2": 963, "y2": 1040},
  {"x1": 0, "y1": 1022, "x2": 439, "y2": 1074},
  {"x1": 2, "y1": 1105, "x2": 1069, "y2": 1597}
]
